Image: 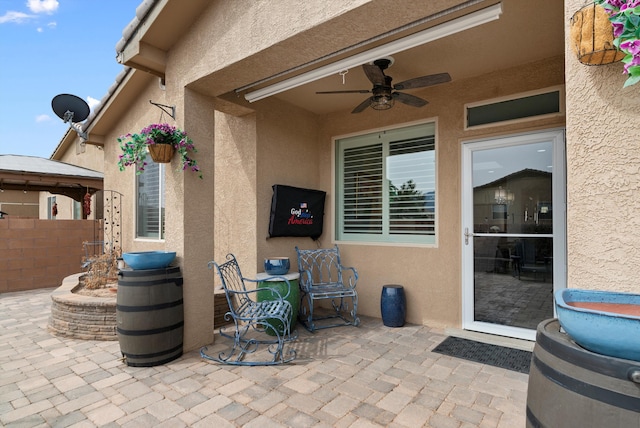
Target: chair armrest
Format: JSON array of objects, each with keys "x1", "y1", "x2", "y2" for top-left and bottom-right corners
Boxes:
[
  {"x1": 298, "y1": 269, "x2": 313, "y2": 291},
  {"x1": 340, "y1": 265, "x2": 358, "y2": 288}
]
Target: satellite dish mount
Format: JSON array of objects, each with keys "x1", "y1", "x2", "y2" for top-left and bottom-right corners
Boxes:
[{"x1": 51, "y1": 94, "x2": 90, "y2": 143}]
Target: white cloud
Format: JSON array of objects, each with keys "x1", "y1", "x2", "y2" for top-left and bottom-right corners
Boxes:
[
  {"x1": 37, "y1": 26, "x2": 42, "y2": 32},
  {"x1": 47, "y1": 21, "x2": 56, "y2": 29},
  {"x1": 27, "y1": 0, "x2": 59, "y2": 14},
  {"x1": 36, "y1": 114, "x2": 51, "y2": 123},
  {"x1": 0, "y1": 11, "x2": 35, "y2": 24},
  {"x1": 87, "y1": 96, "x2": 100, "y2": 111}
]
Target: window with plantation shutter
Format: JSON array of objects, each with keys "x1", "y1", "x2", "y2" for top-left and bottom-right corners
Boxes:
[
  {"x1": 136, "y1": 161, "x2": 165, "y2": 239},
  {"x1": 342, "y1": 143, "x2": 383, "y2": 235},
  {"x1": 336, "y1": 122, "x2": 436, "y2": 244}
]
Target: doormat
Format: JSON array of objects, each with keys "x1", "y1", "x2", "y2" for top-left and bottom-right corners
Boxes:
[{"x1": 432, "y1": 336, "x2": 532, "y2": 374}]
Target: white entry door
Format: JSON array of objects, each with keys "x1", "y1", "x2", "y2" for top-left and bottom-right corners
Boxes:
[{"x1": 462, "y1": 129, "x2": 566, "y2": 341}]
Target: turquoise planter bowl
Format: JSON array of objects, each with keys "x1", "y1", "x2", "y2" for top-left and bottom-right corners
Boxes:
[
  {"x1": 122, "y1": 251, "x2": 176, "y2": 270},
  {"x1": 555, "y1": 289, "x2": 640, "y2": 361}
]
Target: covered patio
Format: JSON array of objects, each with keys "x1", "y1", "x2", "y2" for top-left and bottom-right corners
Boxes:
[{"x1": 0, "y1": 287, "x2": 528, "y2": 427}]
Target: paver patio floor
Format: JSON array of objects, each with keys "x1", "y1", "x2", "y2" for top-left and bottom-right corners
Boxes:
[{"x1": 0, "y1": 288, "x2": 528, "y2": 427}]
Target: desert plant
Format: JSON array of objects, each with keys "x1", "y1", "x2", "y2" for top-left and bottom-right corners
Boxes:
[{"x1": 82, "y1": 246, "x2": 122, "y2": 289}]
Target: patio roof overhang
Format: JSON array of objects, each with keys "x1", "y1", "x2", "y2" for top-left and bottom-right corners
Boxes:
[
  {"x1": 0, "y1": 171, "x2": 103, "y2": 202},
  {"x1": 111, "y1": 0, "x2": 563, "y2": 118},
  {"x1": 0, "y1": 156, "x2": 103, "y2": 202}
]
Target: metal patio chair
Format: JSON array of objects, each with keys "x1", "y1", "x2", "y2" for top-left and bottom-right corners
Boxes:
[
  {"x1": 200, "y1": 254, "x2": 297, "y2": 365},
  {"x1": 295, "y1": 245, "x2": 360, "y2": 332}
]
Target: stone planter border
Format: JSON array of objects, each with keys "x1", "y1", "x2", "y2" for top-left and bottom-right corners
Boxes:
[{"x1": 48, "y1": 273, "x2": 117, "y2": 341}]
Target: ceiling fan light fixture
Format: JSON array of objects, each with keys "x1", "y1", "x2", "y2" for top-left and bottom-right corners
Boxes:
[{"x1": 370, "y1": 94, "x2": 394, "y2": 110}]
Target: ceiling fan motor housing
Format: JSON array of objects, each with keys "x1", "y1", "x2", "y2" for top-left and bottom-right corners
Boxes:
[{"x1": 316, "y1": 57, "x2": 450, "y2": 113}]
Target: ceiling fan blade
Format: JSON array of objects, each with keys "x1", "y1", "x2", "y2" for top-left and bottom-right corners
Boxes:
[
  {"x1": 351, "y1": 97, "x2": 372, "y2": 114},
  {"x1": 316, "y1": 89, "x2": 371, "y2": 94},
  {"x1": 393, "y1": 92, "x2": 428, "y2": 107},
  {"x1": 362, "y1": 64, "x2": 385, "y2": 86},
  {"x1": 393, "y1": 72, "x2": 451, "y2": 90}
]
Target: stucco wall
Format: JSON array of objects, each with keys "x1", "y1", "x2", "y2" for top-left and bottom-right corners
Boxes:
[
  {"x1": 311, "y1": 56, "x2": 565, "y2": 328},
  {"x1": 565, "y1": 0, "x2": 640, "y2": 293},
  {"x1": 103, "y1": 76, "x2": 168, "y2": 255},
  {"x1": 255, "y1": 100, "x2": 323, "y2": 268}
]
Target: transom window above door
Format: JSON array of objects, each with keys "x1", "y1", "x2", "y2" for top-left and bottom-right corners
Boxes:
[{"x1": 336, "y1": 121, "x2": 437, "y2": 245}]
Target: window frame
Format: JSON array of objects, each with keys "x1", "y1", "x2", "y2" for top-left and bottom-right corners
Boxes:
[
  {"x1": 73, "y1": 200, "x2": 82, "y2": 219},
  {"x1": 135, "y1": 161, "x2": 165, "y2": 240},
  {"x1": 47, "y1": 196, "x2": 56, "y2": 220},
  {"x1": 464, "y1": 85, "x2": 565, "y2": 130},
  {"x1": 335, "y1": 120, "x2": 438, "y2": 246}
]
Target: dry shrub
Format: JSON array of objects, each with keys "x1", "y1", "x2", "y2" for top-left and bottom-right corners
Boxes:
[{"x1": 83, "y1": 247, "x2": 122, "y2": 289}]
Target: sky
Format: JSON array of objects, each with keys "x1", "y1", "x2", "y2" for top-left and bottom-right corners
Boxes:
[{"x1": 0, "y1": 0, "x2": 140, "y2": 158}]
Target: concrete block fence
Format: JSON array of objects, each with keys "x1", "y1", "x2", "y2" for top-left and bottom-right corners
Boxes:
[{"x1": 0, "y1": 218, "x2": 102, "y2": 293}]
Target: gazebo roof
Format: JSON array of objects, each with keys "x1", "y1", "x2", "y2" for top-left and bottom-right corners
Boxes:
[{"x1": 0, "y1": 155, "x2": 103, "y2": 201}]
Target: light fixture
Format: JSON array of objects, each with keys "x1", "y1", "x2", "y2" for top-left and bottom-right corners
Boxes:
[
  {"x1": 495, "y1": 186, "x2": 514, "y2": 205},
  {"x1": 371, "y1": 94, "x2": 395, "y2": 110},
  {"x1": 243, "y1": 3, "x2": 502, "y2": 103}
]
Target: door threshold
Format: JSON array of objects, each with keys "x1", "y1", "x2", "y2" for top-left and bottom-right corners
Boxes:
[{"x1": 445, "y1": 328, "x2": 534, "y2": 352}]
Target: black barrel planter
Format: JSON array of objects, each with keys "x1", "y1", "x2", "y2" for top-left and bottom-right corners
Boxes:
[
  {"x1": 527, "y1": 318, "x2": 640, "y2": 428},
  {"x1": 381, "y1": 285, "x2": 406, "y2": 327},
  {"x1": 117, "y1": 267, "x2": 184, "y2": 367}
]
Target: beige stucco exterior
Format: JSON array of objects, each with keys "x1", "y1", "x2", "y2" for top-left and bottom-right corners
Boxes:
[
  {"x1": 59, "y1": 0, "x2": 640, "y2": 351},
  {"x1": 40, "y1": 131, "x2": 106, "y2": 221},
  {"x1": 565, "y1": 0, "x2": 640, "y2": 293}
]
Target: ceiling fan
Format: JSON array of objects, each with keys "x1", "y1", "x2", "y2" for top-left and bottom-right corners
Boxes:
[{"x1": 316, "y1": 57, "x2": 451, "y2": 113}]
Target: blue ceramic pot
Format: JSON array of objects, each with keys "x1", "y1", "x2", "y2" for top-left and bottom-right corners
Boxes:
[
  {"x1": 264, "y1": 257, "x2": 290, "y2": 275},
  {"x1": 122, "y1": 251, "x2": 176, "y2": 270}
]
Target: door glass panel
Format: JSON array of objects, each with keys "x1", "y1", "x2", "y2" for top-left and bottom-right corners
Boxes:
[{"x1": 472, "y1": 141, "x2": 554, "y2": 330}]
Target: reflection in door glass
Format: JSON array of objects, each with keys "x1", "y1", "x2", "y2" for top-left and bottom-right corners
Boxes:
[
  {"x1": 472, "y1": 142, "x2": 552, "y2": 235},
  {"x1": 472, "y1": 141, "x2": 554, "y2": 330},
  {"x1": 473, "y1": 236, "x2": 553, "y2": 329}
]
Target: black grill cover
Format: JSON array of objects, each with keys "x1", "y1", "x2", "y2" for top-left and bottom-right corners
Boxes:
[{"x1": 268, "y1": 184, "x2": 326, "y2": 240}]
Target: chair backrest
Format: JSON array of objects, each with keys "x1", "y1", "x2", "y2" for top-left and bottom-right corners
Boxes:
[
  {"x1": 209, "y1": 254, "x2": 249, "y2": 311},
  {"x1": 295, "y1": 245, "x2": 343, "y2": 289}
]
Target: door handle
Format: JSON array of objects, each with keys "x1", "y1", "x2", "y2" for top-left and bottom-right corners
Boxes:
[{"x1": 464, "y1": 227, "x2": 473, "y2": 245}]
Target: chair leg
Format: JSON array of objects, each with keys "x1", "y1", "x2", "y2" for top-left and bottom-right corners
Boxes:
[
  {"x1": 333, "y1": 296, "x2": 360, "y2": 327},
  {"x1": 299, "y1": 292, "x2": 317, "y2": 332},
  {"x1": 201, "y1": 318, "x2": 296, "y2": 366},
  {"x1": 350, "y1": 295, "x2": 360, "y2": 327},
  {"x1": 299, "y1": 294, "x2": 360, "y2": 333}
]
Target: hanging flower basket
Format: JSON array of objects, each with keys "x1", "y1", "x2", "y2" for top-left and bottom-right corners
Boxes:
[
  {"x1": 117, "y1": 123, "x2": 202, "y2": 178},
  {"x1": 595, "y1": 0, "x2": 640, "y2": 88},
  {"x1": 148, "y1": 143, "x2": 175, "y2": 163},
  {"x1": 571, "y1": 3, "x2": 625, "y2": 65}
]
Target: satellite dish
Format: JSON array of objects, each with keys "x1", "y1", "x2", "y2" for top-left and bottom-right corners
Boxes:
[
  {"x1": 52, "y1": 94, "x2": 90, "y2": 123},
  {"x1": 51, "y1": 94, "x2": 90, "y2": 142}
]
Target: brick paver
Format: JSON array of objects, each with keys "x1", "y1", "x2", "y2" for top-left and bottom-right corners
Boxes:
[{"x1": 0, "y1": 287, "x2": 529, "y2": 426}]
